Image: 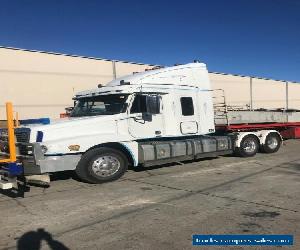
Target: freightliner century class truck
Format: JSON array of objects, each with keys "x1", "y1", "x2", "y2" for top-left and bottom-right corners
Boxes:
[{"x1": 1, "y1": 62, "x2": 300, "y2": 189}]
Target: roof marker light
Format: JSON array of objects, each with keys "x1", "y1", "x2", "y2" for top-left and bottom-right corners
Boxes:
[{"x1": 120, "y1": 80, "x2": 130, "y2": 85}]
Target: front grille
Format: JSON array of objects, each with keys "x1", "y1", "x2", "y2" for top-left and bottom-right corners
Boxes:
[
  {"x1": 0, "y1": 129, "x2": 8, "y2": 142},
  {"x1": 15, "y1": 130, "x2": 30, "y2": 143},
  {"x1": 15, "y1": 128, "x2": 31, "y2": 155}
]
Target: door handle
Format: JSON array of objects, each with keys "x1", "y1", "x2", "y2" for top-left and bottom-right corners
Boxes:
[{"x1": 155, "y1": 131, "x2": 161, "y2": 136}]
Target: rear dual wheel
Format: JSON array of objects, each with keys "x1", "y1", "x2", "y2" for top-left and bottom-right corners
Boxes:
[
  {"x1": 237, "y1": 135, "x2": 259, "y2": 157},
  {"x1": 261, "y1": 133, "x2": 281, "y2": 154},
  {"x1": 237, "y1": 133, "x2": 281, "y2": 157}
]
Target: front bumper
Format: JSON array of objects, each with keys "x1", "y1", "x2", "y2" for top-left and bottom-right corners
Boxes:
[{"x1": 0, "y1": 143, "x2": 81, "y2": 175}]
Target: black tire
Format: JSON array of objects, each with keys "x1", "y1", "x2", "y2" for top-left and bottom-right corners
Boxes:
[
  {"x1": 237, "y1": 135, "x2": 259, "y2": 157},
  {"x1": 261, "y1": 133, "x2": 281, "y2": 153},
  {"x1": 75, "y1": 147, "x2": 128, "y2": 184}
]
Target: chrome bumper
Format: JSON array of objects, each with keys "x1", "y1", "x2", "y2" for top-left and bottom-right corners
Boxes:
[{"x1": 0, "y1": 143, "x2": 81, "y2": 175}]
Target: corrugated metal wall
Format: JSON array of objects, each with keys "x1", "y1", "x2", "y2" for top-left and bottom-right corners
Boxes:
[{"x1": 1, "y1": 47, "x2": 299, "y2": 119}]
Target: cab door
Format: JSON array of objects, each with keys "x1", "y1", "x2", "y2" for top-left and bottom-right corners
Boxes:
[
  {"x1": 178, "y1": 95, "x2": 199, "y2": 135},
  {"x1": 128, "y1": 94, "x2": 164, "y2": 138}
]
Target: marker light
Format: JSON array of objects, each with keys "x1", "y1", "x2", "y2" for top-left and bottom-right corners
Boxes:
[{"x1": 68, "y1": 145, "x2": 80, "y2": 151}]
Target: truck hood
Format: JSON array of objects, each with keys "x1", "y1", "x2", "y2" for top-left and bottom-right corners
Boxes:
[{"x1": 26, "y1": 114, "x2": 125, "y2": 143}]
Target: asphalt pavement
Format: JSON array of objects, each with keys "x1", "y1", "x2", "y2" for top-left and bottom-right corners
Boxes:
[{"x1": 0, "y1": 140, "x2": 299, "y2": 250}]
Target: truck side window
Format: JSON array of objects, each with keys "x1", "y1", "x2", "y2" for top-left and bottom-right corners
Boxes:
[
  {"x1": 180, "y1": 97, "x2": 194, "y2": 116},
  {"x1": 130, "y1": 95, "x2": 147, "y2": 113}
]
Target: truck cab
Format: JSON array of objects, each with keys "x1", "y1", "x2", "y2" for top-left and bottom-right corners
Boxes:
[{"x1": 0, "y1": 62, "x2": 251, "y2": 185}]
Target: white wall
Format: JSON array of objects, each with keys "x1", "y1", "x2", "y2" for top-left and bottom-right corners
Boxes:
[
  {"x1": 210, "y1": 72, "x2": 300, "y2": 110},
  {"x1": 0, "y1": 48, "x2": 152, "y2": 119},
  {"x1": 1, "y1": 47, "x2": 299, "y2": 120}
]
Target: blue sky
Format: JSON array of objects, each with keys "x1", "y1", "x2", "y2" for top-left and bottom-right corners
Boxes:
[{"x1": 0, "y1": 0, "x2": 299, "y2": 81}]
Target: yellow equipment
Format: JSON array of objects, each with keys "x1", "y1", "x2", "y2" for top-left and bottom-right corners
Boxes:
[
  {"x1": 0, "y1": 102, "x2": 22, "y2": 189},
  {"x1": 0, "y1": 102, "x2": 17, "y2": 163}
]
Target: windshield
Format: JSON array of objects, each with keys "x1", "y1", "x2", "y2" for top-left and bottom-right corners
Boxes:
[{"x1": 70, "y1": 94, "x2": 129, "y2": 117}]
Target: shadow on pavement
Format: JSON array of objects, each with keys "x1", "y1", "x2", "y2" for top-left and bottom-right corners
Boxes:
[
  {"x1": 50, "y1": 170, "x2": 80, "y2": 182},
  {"x1": 17, "y1": 228, "x2": 69, "y2": 250}
]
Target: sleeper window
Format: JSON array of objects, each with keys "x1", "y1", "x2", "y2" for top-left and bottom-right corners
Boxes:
[{"x1": 180, "y1": 97, "x2": 194, "y2": 116}]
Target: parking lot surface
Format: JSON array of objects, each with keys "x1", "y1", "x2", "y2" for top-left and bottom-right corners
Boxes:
[{"x1": 0, "y1": 140, "x2": 299, "y2": 250}]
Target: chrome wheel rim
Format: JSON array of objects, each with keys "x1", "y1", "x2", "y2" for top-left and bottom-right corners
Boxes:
[
  {"x1": 267, "y1": 137, "x2": 278, "y2": 150},
  {"x1": 91, "y1": 155, "x2": 121, "y2": 177},
  {"x1": 243, "y1": 139, "x2": 256, "y2": 153}
]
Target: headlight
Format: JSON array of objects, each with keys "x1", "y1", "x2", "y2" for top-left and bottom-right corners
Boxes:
[{"x1": 40, "y1": 145, "x2": 48, "y2": 154}]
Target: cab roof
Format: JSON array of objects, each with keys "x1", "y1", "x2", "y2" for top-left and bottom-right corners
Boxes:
[{"x1": 74, "y1": 62, "x2": 210, "y2": 99}]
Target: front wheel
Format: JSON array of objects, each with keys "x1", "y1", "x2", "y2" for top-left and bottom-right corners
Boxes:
[{"x1": 76, "y1": 147, "x2": 128, "y2": 184}]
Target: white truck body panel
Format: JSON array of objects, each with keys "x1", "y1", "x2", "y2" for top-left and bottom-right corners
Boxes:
[
  {"x1": 2, "y1": 62, "x2": 280, "y2": 177},
  {"x1": 22, "y1": 63, "x2": 215, "y2": 170}
]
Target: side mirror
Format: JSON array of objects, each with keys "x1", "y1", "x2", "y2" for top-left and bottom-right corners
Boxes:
[
  {"x1": 146, "y1": 95, "x2": 161, "y2": 114},
  {"x1": 142, "y1": 112, "x2": 152, "y2": 122},
  {"x1": 65, "y1": 107, "x2": 74, "y2": 114}
]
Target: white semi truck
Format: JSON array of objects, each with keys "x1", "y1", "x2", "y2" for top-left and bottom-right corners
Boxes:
[{"x1": 1, "y1": 62, "x2": 300, "y2": 188}]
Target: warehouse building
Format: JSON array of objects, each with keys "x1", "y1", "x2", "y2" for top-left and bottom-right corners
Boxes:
[{"x1": 0, "y1": 46, "x2": 300, "y2": 119}]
